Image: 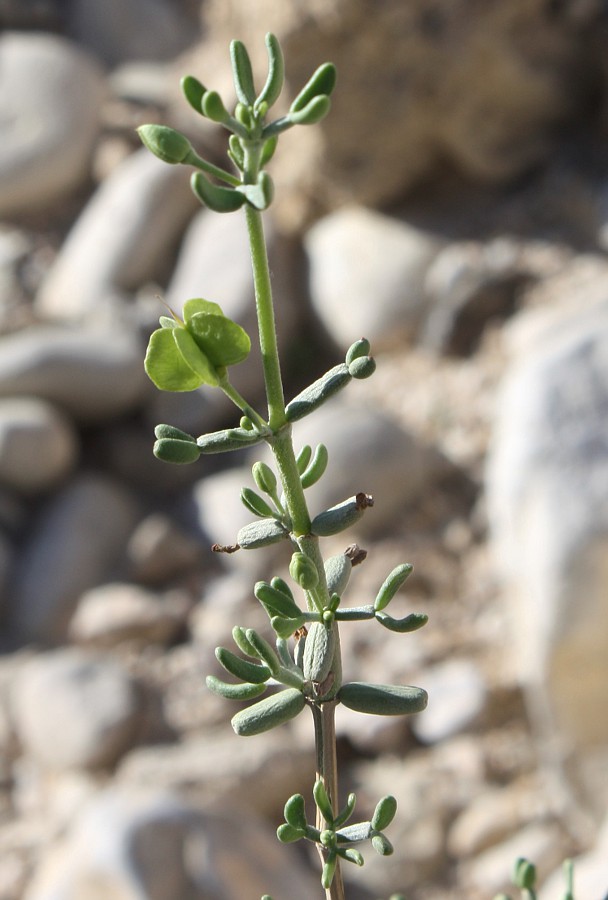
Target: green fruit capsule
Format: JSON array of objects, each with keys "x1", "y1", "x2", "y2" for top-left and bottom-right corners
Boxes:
[
  {"x1": 230, "y1": 39, "x2": 257, "y2": 106},
  {"x1": 137, "y1": 124, "x2": 193, "y2": 165},
  {"x1": 289, "y1": 94, "x2": 331, "y2": 126},
  {"x1": 240, "y1": 487, "x2": 275, "y2": 519},
  {"x1": 375, "y1": 611, "x2": 428, "y2": 633},
  {"x1": 205, "y1": 675, "x2": 267, "y2": 701},
  {"x1": 302, "y1": 622, "x2": 335, "y2": 683},
  {"x1": 300, "y1": 443, "x2": 329, "y2": 489},
  {"x1": 252, "y1": 461, "x2": 277, "y2": 495},
  {"x1": 284, "y1": 793, "x2": 307, "y2": 831},
  {"x1": 257, "y1": 32, "x2": 284, "y2": 109},
  {"x1": 231, "y1": 688, "x2": 306, "y2": 736},
  {"x1": 255, "y1": 581, "x2": 302, "y2": 619},
  {"x1": 197, "y1": 427, "x2": 264, "y2": 454},
  {"x1": 245, "y1": 628, "x2": 281, "y2": 676},
  {"x1": 311, "y1": 493, "x2": 374, "y2": 537},
  {"x1": 290, "y1": 62, "x2": 337, "y2": 112},
  {"x1": 237, "y1": 519, "x2": 289, "y2": 549},
  {"x1": 285, "y1": 364, "x2": 351, "y2": 422},
  {"x1": 371, "y1": 795, "x2": 397, "y2": 831},
  {"x1": 324, "y1": 553, "x2": 353, "y2": 597},
  {"x1": 338, "y1": 682, "x2": 428, "y2": 716},
  {"x1": 374, "y1": 563, "x2": 413, "y2": 611},
  {"x1": 348, "y1": 356, "x2": 376, "y2": 379},
  {"x1": 191, "y1": 172, "x2": 245, "y2": 213},
  {"x1": 153, "y1": 437, "x2": 201, "y2": 465},
  {"x1": 289, "y1": 552, "x2": 319, "y2": 590},
  {"x1": 345, "y1": 338, "x2": 371, "y2": 366},
  {"x1": 180, "y1": 75, "x2": 207, "y2": 113},
  {"x1": 215, "y1": 647, "x2": 271, "y2": 684}
]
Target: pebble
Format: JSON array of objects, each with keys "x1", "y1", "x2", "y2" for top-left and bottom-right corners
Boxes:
[
  {"x1": 0, "y1": 397, "x2": 78, "y2": 494},
  {"x1": 37, "y1": 148, "x2": 197, "y2": 321},
  {"x1": 412, "y1": 658, "x2": 487, "y2": 745},
  {"x1": 8, "y1": 474, "x2": 139, "y2": 645},
  {"x1": 0, "y1": 326, "x2": 147, "y2": 424},
  {"x1": 69, "y1": 583, "x2": 192, "y2": 648},
  {"x1": 23, "y1": 785, "x2": 319, "y2": 900},
  {"x1": 11, "y1": 649, "x2": 142, "y2": 770},
  {"x1": 126, "y1": 513, "x2": 204, "y2": 584},
  {"x1": 305, "y1": 206, "x2": 443, "y2": 349},
  {"x1": 0, "y1": 32, "x2": 104, "y2": 216}
]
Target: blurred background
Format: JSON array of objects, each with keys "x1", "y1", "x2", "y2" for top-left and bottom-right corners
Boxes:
[{"x1": 0, "y1": 1, "x2": 607, "y2": 897}]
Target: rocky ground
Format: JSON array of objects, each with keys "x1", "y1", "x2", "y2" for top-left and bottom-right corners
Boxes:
[{"x1": 0, "y1": 2, "x2": 608, "y2": 899}]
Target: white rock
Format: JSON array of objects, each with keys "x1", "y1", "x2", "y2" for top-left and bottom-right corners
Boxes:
[
  {"x1": 0, "y1": 397, "x2": 78, "y2": 494},
  {"x1": 305, "y1": 206, "x2": 443, "y2": 350},
  {"x1": 0, "y1": 32, "x2": 104, "y2": 216},
  {"x1": 539, "y1": 813, "x2": 608, "y2": 899},
  {"x1": 37, "y1": 149, "x2": 196, "y2": 320},
  {"x1": 23, "y1": 786, "x2": 319, "y2": 900},
  {"x1": 0, "y1": 326, "x2": 147, "y2": 424},
  {"x1": 8, "y1": 474, "x2": 139, "y2": 645},
  {"x1": 486, "y1": 299, "x2": 608, "y2": 796},
  {"x1": 69, "y1": 583, "x2": 192, "y2": 648},
  {"x1": 412, "y1": 658, "x2": 486, "y2": 744},
  {"x1": 11, "y1": 649, "x2": 141, "y2": 770}
]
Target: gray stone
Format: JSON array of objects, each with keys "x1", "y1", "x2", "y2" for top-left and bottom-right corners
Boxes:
[
  {"x1": 305, "y1": 206, "x2": 443, "y2": 350},
  {"x1": 0, "y1": 33, "x2": 104, "y2": 216},
  {"x1": 0, "y1": 398, "x2": 78, "y2": 494},
  {"x1": 539, "y1": 813, "x2": 608, "y2": 900},
  {"x1": 23, "y1": 786, "x2": 319, "y2": 900},
  {"x1": 486, "y1": 298, "x2": 608, "y2": 806},
  {"x1": 0, "y1": 326, "x2": 147, "y2": 424},
  {"x1": 126, "y1": 514, "x2": 203, "y2": 584},
  {"x1": 37, "y1": 149, "x2": 197, "y2": 321},
  {"x1": 11, "y1": 649, "x2": 141, "y2": 770},
  {"x1": 412, "y1": 659, "x2": 487, "y2": 745},
  {"x1": 8, "y1": 474, "x2": 139, "y2": 645},
  {"x1": 68, "y1": 0, "x2": 195, "y2": 68},
  {"x1": 290, "y1": 397, "x2": 451, "y2": 535},
  {"x1": 69, "y1": 583, "x2": 192, "y2": 648}
]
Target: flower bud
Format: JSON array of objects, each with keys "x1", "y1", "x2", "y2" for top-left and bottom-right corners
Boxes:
[{"x1": 137, "y1": 124, "x2": 193, "y2": 164}]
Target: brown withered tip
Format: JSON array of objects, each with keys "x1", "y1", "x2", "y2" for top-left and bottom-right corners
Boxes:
[
  {"x1": 345, "y1": 544, "x2": 368, "y2": 566},
  {"x1": 355, "y1": 492, "x2": 374, "y2": 510},
  {"x1": 211, "y1": 542, "x2": 240, "y2": 553}
]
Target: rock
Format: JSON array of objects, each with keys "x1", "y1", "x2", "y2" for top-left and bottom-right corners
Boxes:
[
  {"x1": 8, "y1": 474, "x2": 139, "y2": 645},
  {"x1": 486, "y1": 298, "x2": 608, "y2": 806},
  {"x1": 0, "y1": 398, "x2": 78, "y2": 494},
  {"x1": 23, "y1": 786, "x2": 319, "y2": 900},
  {"x1": 203, "y1": 2, "x2": 595, "y2": 222},
  {"x1": 126, "y1": 514, "x2": 204, "y2": 584},
  {"x1": 289, "y1": 397, "x2": 451, "y2": 535},
  {"x1": 411, "y1": 658, "x2": 487, "y2": 745},
  {"x1": 305, "y1": 206, "x2": 443, "y2": 350},
  {"x1": 69, "y1": 583, "x2": 192, "y2": 648},
  {"x1": 539, "y1": 813, "x2": 608, "y2": 900},
  {"x1": 11, "y1": 649, "x2": 142, "y2": 770},
  {"x1": 166, "y1": 207, "x2": 301, "y2": 400},
  {"x1": 37, "y1": 149, "x2": 197, "y2": 321},
  {"x1": 68, "y1": 0, "x2": 195, "y2": 68},
  {"x1": 0, "y1": 326, "x2": 147, "y2": 424},
  {"x1": 423, "y1": 238, "x2": 530, "y2": 355},
  {"x1": 0, "y1": 33, "x2": 104, "y2": 216},
  {"x1": 0, "y1": 531, "x2": 13, "y2": 618}
]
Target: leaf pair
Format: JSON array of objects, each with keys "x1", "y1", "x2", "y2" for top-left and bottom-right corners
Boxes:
[{"x1": 145, "y1": 298, "x2": 250, "y2": 392}]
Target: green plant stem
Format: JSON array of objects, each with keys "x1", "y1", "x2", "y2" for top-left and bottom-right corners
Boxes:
[
  {"x1": 312, "y1": 700, "x2": 344, "y2": 900},
  {"x1": 219, "y1": 375, "x2": 268, "y2": 432}
]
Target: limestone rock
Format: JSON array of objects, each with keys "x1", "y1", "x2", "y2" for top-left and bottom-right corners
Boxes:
[
  {"x1": 0, "y1": 327, "x2": 147, "y2": 424},
  {"x1": 0, "y1": 398, "x2": 78, "y2": 494},
  {"x1": 305, "y1": 206, "x2": 443, "y2": 350},
  {"x1": 11, "y1": 649, "x2": 142, "y2": 770},
  {"x1": 8, "y1": 474, "x2": 139, "y2": 645},
  {"x1": 0, "y1": 33, "x2": 104, "y2": 216},
  {"x1": 37, "y1": 149, "x2": 196, "y2": 320}
]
